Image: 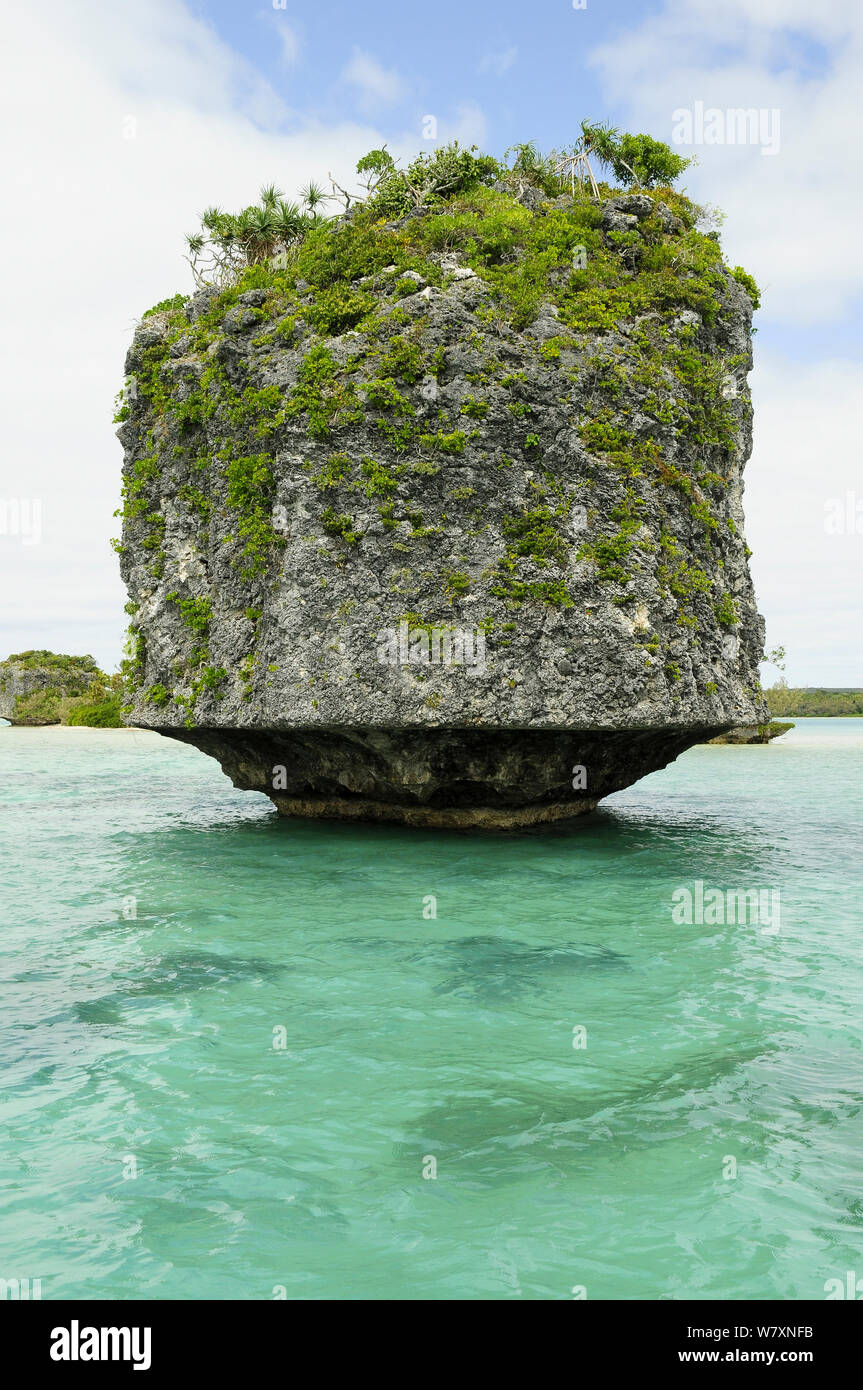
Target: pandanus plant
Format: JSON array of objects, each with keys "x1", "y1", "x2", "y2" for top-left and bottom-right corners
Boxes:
[{"x1": 184, "y1": 180, "x2": 332, "y2": 287}]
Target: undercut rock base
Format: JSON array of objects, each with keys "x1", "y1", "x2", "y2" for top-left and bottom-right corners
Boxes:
[{"x1": 163, "y1": 724, "x2": 724, "y2": 830}]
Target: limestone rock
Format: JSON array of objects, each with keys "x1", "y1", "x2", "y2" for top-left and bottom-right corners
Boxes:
[{"x1": 118, "y1": 182, "x2": 767, "y2": 827}]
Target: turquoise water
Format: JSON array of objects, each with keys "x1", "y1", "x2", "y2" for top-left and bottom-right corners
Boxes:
[{"x1": 1, "y1": 719, "x2": 861, "y2": 1301}]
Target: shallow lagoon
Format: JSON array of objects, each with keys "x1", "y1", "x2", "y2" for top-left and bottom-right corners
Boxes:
[{"x1": 1, "y1": 720, "x2": 861, "y2": 1299}]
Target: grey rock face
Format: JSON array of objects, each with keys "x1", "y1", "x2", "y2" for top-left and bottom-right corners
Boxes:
[
  {"x1": 118, "y1": 191, "x2": 766, "y2": 827},
  {"x1": 0, "y1": 665, "x2": 52, "y2": 722}
]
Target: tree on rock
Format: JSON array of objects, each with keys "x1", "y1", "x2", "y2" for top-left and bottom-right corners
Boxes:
[{"x1": 579, "y1": 121, "x2": 692, "y2": 190}]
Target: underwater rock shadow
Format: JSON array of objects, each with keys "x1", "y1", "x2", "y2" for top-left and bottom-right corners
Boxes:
[
  {"x1": 72, "y1": 951, "x2": 287, "y2": 1024},
  {"x1": 415, "y1": 935, "x2": 631, "y2": 1003},
  {"x1": 392, "y1": 1040, "x2": 773, "y2": 1179},
  {"x1": 333, "y1": 933, "x2": 631, "y2": 1003}
]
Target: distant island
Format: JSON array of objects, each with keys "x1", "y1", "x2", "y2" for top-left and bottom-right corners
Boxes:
[
  {"x1": 704, "y1": 684, "x2": 863, "y2": 743},
  {"x1": 0, "y1": 651, "x2": 124, "y2": 726},
  {"x1": 765, "y1": 684, "x2": 863, "y2": 717}
]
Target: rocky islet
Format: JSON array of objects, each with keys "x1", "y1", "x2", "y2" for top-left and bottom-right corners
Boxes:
[{"x1": 116, "y1": 151, "x2": 767, "y2": 826}]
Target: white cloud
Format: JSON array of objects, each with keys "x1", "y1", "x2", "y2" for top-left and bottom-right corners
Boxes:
[
  {"x1": 0, "y1": 0, "x2": 397, "y2": 671},
  {"x1": 479, "y1": 46, "x2": 517, "y2": 78},
  {"x1": 342, "y1": 48, "x2": 405, "y2": 109},
  {"x1": 440, "y1": 101, "x2": 489, "y2": 149},
  {"x1": 588, "y1": 0, "x2": 863, "y2": 324},
  {"x1": 745, "y1": 355, "x2": 863, "y2": 685}
]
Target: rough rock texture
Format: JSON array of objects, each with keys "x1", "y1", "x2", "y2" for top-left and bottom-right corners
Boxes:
[
  {"x1": 0, "y1": 664, "x2": 53, "y2": 723},
  {"x1": 118, "y1": 183, "x2": 767, "y2": 826}
]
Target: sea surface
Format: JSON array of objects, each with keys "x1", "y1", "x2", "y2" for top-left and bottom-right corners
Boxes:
[{"x1": 1, "y1": 719, "x2": 861, "y2": 1301}]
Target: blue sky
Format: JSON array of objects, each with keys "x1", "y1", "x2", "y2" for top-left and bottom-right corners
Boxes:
[
  {"x1": 1, "y1": 0, "x2": 860, "y2": 684},
  {"x1": 198, "y1": 0, "x2": 634, "y2": 144}
]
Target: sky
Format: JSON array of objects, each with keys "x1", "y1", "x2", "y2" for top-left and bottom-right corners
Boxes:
[{"x1": 1, "y1": 0, "x2": 860, "y2": 685}]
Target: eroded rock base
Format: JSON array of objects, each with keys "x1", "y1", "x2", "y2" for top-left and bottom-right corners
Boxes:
[
  {"x1": 268, "y1": 793, "x2": 598, "y2": 829},
  {"x1": 163, "y1": 724, "x2": 724, "y2": 829}
]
